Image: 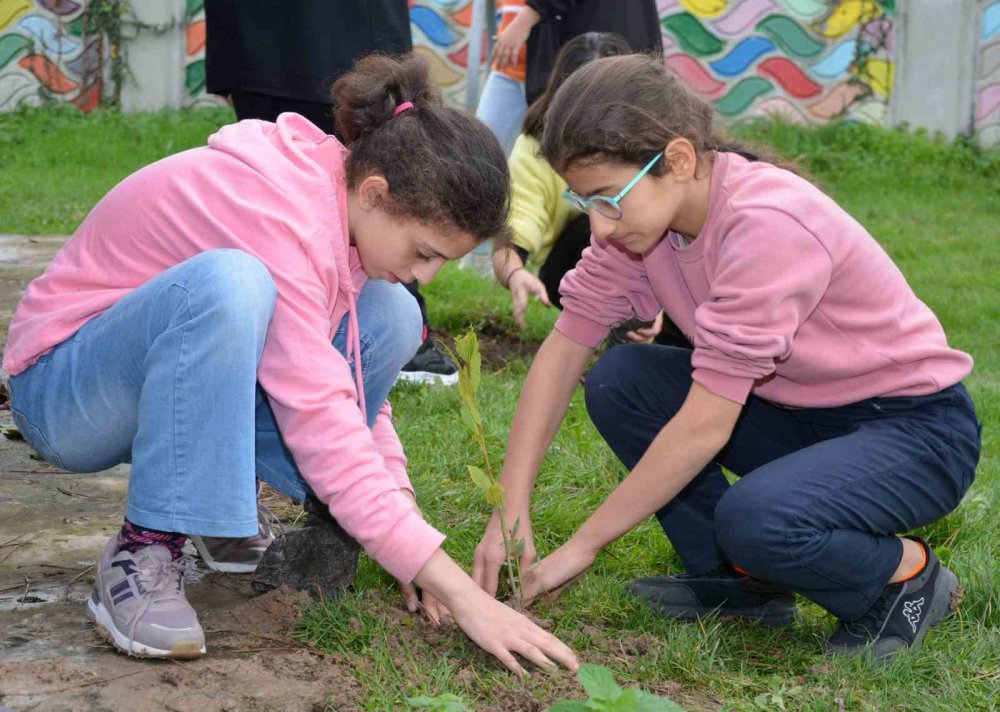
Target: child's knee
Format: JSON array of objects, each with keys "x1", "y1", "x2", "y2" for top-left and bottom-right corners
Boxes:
[{"x1": 186, "y1": 250, "x2": 277, "y2": 322}]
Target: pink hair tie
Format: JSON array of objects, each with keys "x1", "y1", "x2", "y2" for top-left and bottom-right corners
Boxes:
[{"x1": 393, "y1": 101, "x2": 414, "y2": 117}]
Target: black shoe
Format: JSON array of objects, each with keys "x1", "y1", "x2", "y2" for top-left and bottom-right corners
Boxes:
[
  {"x1": 397, "y1": 339, "x2": 459, "y2": 386},
  {"x1": 827, "y1": 539, "x2": 961, "y2": 660},
  {"x1": 628, "y1": 565, "x2": 797, "y2": 627}
]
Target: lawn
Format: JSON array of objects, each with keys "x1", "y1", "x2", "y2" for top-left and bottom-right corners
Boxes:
[{"x1": 1, "y1": 106, "x2": 997, "y2": 711}]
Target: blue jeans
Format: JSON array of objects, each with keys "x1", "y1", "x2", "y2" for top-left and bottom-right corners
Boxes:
[
  {"x1": 584, "y1": 345, "x2": 982, "y2": 620},
  {"x1": 475, "y1": 71, "x2": 527, "y2": 156},
  {"x1": 9, "y1": 250, "x2": 422, "y2": 538}
]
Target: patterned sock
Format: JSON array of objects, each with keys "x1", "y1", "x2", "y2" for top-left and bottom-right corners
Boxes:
[{"x1": 116, "y1": 518, "x2": 187, "y2": 561}]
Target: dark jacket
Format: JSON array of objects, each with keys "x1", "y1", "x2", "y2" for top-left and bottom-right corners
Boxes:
[
  {"x1": 205, "y1": 0, "x2": 412, "y2": 103},
  {"x1": 524, "y1": 0, "x2": 662, "y2": 104}
]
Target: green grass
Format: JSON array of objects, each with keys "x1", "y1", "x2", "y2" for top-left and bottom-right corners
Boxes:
[{"x1": 1, "y1": 108, "x2": 997, "y2": 710}]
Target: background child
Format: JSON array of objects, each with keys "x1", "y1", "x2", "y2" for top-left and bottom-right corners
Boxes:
[
  {"x1": 474, "y1": 54, "x2": 981, "y2": 660},
  {"x1": 491, "y1": 32, "x2": 630, "y2": 326},
  {"x1": 5, "y1": 53, "x2": 577, "y2": 675},
  {"x1": 477, "y1": 0, "x2": 535, "y2": 156}
]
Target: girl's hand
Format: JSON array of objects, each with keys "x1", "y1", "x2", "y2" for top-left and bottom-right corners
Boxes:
[
  {"x1": 522, "y1": 538, "x2": 598, "y2": 605},
  {"x1": 421, "y1": 589, "x2": 451, "y2": 625},
  {"x1": 492, "y1": 7, "x2": 540, "y2": 68},
  {"x1": 451, "y1": 585, "x2": 578, "y2": 676},
  {"x1": 416, "y1": 548, "x2": 578, "y2": 676},
  {"x1": 626, "y1": 311, "x2": 664, "y2": 344},
  {"x1": 473, "y1": 511, "x2": 536, "y2": 598},
  {"x1": 509, "y1": 269, "x2": 552, "y2": 329}
]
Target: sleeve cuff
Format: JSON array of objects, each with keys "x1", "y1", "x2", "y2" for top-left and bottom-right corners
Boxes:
[
  {"x1": 692, "y1": 368, "x2": 755, "y2": 405},
  {"x1": 554, "y1": 311, "x2": 609, "y2": 348},
  {"x1": 372, "y1": 508, "x2": 447, "y2": 584}
]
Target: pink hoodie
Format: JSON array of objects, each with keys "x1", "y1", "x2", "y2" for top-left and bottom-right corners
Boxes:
[
  {"x1": 3, "y1": 114, "x2": 444, "y2": 583},
  {"x1": 556, "y1": 152, "x2": 972, "y2": 407}
]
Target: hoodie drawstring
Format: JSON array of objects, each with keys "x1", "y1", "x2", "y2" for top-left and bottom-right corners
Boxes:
[{"x1": 346, "y1": 289, "x2": 367, "y2": 422}]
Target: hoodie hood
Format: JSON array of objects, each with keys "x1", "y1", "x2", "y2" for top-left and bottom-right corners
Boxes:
[{"x1": 208, "y1": 113, "x2": 370, "y2": 417}]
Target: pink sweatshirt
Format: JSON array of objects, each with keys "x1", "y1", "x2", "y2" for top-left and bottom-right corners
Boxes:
[
  {"x1": 556, "y1": 152, "x2": 972, "y2": 407},
  {"x1": 3, "y1": 114, "x2": 445, "y2": 583}
]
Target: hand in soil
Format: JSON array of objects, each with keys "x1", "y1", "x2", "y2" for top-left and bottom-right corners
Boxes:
[
  {"x1": 415, "y1": 547, "x2": 577, "y2": 676},
  {"x1": 451, "y1": 587, "x2": 579, "y2": 677},
  {"x1": 522, "y1": 538, "x2": 597, "y2": 605},
  {"x1": 473, "y1": 511, "x2": 536, "y2": 597}
]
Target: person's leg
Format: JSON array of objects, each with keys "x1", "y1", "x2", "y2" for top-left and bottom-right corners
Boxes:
[
  {"x1": 585, "y1": 344, "x2": 836, "y2": 624},
  {"x1": 713, "y1": 385, "x2": 980, "y2": 630},
  {"x1": 9, "y1": 249, "x2": 277, "y2": 657},
  {"x1": 254, "y1": 279, "x2": 423, "y2": 502},
  {"x1": 475, "y1": 72, "x2": 528, "y2": 156}
]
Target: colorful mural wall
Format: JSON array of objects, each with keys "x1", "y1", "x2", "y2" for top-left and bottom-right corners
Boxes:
[
  {"x1": 0, "y1": 0, "x2": 995, "y2": 145},
  {"x1": 977, "y1": 0, "x2": 1000, "y2": 145},
  {"x1": 657, "y1": 0, "x2": 894, "y2": 125}
]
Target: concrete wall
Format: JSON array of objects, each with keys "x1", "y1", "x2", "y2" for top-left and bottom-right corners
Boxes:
[{"x1": 0, "y1": 0, "x2": 997, "y2": 145}]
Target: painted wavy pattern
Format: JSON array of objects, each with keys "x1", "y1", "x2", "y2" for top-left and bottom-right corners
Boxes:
[
  {"x1": 814, "y1": 0, "x2": 882, "y2": 39},
  {"x1": 447, "y1": 32, "x2": 488, "y2": 69},
  {"x1": 810, "y1": 39, "x2": 856, "y2": 78},
  {"x1": 758, "y1": 14, "x2": 824, "y2": 58},
  {"x1": 36, "y1": 0, "x2": 80, "y2": 15},
  {"x1": 662, "y1": 12, "x2": 725, "y2": 57},
  {"x1": 981, "y1": 41, "x2": 1000, "y2": 81},
  {"x1": 808, "y1": 81, "x2": 865, "y2": 119},
  {"x1": 0, "y1": 69, "x2": 34, "y2": 109},
  {"x1": 982, "y1": 2, "x2": 1000, "y2": 43},
  {"x1": 665, "y1": 53, "x2": 726, "y2": 98},
  {"x1": 977, "y1": 83, "x2": 1000, "y2": 124},
  {"x1": 757, "y1": 56, "x2": 821, "y2": 98},
  {"x1": 715, "y1": 76, "x2": 773, "y2": 115},
  {"x1": 0, "y1": 32, "x2": 30, "y2": 69},
  {"x1": 709, "y1": 36, "x2": 774, "y2": 76},
  {"x1": 777, "y1": 0, "x2": 827, "y2": 22},
  {"x1": 751, "y1": 96, "x2": 810, "y2": 123},
  {"x1": 711, "y1": 0, "x2": 774, "y2": 38},
  {"x1": 18, "y1": 53, "x2": 77, "y2": 93},
  {"x1": 0, "y1": 0, "x2": 32, "y2": 31},
  {"x1": 186, "y1": 19, "x2": 206, "y2": 57},
  {"x1": 411, "y1": 5, "x2": 458, "y2": 48},
  {"x1": 680, "y1": 0, "x2": 728, "y2": 18},
  {"x1": 65, "y1": 36, "x2": 99, "y2": 78},
  {"x1": 17, "y1": 13, "x2": 80, "y2": 55}
]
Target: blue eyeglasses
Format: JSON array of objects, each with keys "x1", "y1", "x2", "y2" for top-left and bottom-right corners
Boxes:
[{"x1": 562, "y1": 152, "x2": 663, "y2": 220}]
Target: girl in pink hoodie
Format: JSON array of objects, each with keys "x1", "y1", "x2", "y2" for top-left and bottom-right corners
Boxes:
[
  {"x1": 4, "y1": 53, "x2": 577, "y2": 673},
  {"x1": 473, "y1": 54, "x2": 981, "y2": 660}
]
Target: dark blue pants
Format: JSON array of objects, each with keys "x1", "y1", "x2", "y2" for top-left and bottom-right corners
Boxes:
[{"x1": 584, "y1": 345, "x2": 981, "y2": 621}]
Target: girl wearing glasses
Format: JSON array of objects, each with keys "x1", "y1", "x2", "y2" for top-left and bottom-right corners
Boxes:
[{"x1": 472, "y1": 54, "x2": 980, "y2": 660}]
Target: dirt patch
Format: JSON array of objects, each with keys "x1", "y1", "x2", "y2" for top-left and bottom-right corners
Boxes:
[
  {"x1": 431, "y1": 317, "x2": 542, "y2": 372},
  {"x1": 306, "y1": 596, "x2": 711, "y2": 711},
  {"x1": 0, "y1": 585, "x2": 365, "y2": 712}
]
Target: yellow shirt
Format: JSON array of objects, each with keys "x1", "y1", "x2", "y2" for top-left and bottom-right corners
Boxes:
[{"x1": 508, "y1": 134, "x2": 580, "y2": 266}]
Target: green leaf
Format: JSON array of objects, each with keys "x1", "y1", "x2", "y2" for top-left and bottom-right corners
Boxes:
[
  {"x1": 467, "y1": 465, "x2": 491, "y2": 492},
  {"x1": 578, "y1": 664, "x2": 621, "y2": 702},
  {"x1": 635, "y1": 690, "x2": 686, "y2": 712},
  {"x1": 606, "y1": 689, "x2": 638, "y2": 710},
  {"x1": 484, "y1": 482, "x2": 505, "y2": 507},
  {"x1": 511, "y1": 537, "x2": 525, "y2": 557},
  {"x1": 460, "y1": 403, "x2": 479, "y2": 435}
]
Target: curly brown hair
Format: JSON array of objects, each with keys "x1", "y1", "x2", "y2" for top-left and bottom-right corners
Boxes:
[{"x1": 333, "y1": 53, "x2": 511, "y2": 244}]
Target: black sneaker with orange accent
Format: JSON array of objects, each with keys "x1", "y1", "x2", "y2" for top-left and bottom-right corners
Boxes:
[
  {"x1": 827, "y1": 539, "x2": 961, "y2": 659},
  {"x1": 628, "y1": 565, "x2": 797, "y2": 627}
]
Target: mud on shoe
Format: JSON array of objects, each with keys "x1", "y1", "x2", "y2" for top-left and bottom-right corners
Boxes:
[
  {"x1": 190, "y1": 503, "x2": 282, "y2": 574},
  {"x1": 827, "y1": 539, "x2": 961, "y2": 660},
  {"x1": 628, "y1": 565, "x2": 797, "y2": 627},
  {"x1": 87, "y1": 536, "x2": 205, "y2": 659}
]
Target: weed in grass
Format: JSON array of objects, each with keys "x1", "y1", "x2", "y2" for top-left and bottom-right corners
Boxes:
[
  {"x1": 550, "y1": 663, "x2": 685, "y2": 711},
  {"x1": 406, "y1": 693, "x2": 472, "y2": 711}
]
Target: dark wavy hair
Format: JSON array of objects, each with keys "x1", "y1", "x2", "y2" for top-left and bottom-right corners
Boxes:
[
  {"x1": 332, "y1": 53, "x2": 511, "y2": 243},
  {"x1": 522, "y1": 32, "x2": 632, "y2": 141},
  {"x1": 541, "y1": 53, "x2": 798, "y2": 177}
]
